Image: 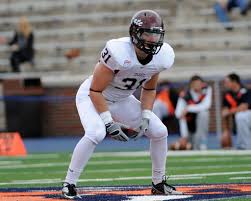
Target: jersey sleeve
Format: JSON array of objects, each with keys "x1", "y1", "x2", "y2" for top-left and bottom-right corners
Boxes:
[
  {"x1": 166, "y1": 46, "x2": 175, "y2": 69},
  {"x1": 158, "y1": 43, "x2": 175, "y2": 72},
  {"x1": 100, "y1": 41, "x2": 120, "y2": 72}
]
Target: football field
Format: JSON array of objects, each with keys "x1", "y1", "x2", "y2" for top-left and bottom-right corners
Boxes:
[{"x1": 0, "y1": 150, "x2": 251, "y2": 201}]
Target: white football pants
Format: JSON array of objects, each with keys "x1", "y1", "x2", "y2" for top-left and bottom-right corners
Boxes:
[{"x1": 65, "y1": 78, "x2": 168, "y2": 185}]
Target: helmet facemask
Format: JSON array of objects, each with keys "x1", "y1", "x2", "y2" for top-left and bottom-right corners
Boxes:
[
  {"x1": 133, "y1": 27, "x2": 165, "y2": 55},
  {"x1": 136, "y1": 27, "x2": 165, "y2": 55}
]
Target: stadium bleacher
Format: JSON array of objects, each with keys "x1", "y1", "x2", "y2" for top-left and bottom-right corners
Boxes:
[{"x1": 0, "y1": 0, "x2": 250, "y2": 77}]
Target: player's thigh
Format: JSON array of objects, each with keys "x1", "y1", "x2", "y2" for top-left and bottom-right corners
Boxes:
[
  {"x1": 76, "y1": 96, "x2": 106, "y2": 144},
  {"x1": 109, "y1": 95, "x2": 142, "y2": 129}
]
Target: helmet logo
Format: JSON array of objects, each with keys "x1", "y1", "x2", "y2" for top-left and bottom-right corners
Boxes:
[{"x1": 133, "y1": 19, "x2": 143, "y2": 26}]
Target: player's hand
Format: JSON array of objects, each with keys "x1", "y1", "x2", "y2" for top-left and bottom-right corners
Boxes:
[
  {"x1": 105, "y1": 122, "x2": 129, "y2": 141},
  {"x1": 131, "y1": 118, "x2": 150, "y2": 140}
]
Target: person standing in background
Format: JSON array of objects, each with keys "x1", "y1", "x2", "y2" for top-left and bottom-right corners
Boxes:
[{"x1": 174, "y1": 75, "x2": 212, "y2": 150}]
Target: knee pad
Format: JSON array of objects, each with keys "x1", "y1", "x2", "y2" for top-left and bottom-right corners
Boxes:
[
  {"x1": 85, "y1": 125, "x2": 106, "y2": 145},
  {"x1": 151, "y1": 123, "x2": 168, "y2": 140}
]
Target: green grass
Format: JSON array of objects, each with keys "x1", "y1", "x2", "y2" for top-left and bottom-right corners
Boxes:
[{"x1": 0, "y1": 151, "x2": 250, "y2": 188}]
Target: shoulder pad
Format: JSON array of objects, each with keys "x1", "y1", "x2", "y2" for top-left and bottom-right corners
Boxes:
[
  {"x1": 103, "y1": 38, "x2": 134, "y2": 69},
  {"x1": 154, "y1": 43, "x2": 175, "y2": 70}
]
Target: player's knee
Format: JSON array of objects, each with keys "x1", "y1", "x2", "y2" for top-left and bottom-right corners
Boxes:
[
  {"x1": 151, "y1": 123, "x2": 168, "y2": 140},
  {"x1": 85, "y1": 126, "x2": 106, "y2": 145}
]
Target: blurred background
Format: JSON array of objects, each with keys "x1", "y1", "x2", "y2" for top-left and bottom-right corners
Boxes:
[{"x1": 0, "y1": 0, "x2": 250, "y2": 153}]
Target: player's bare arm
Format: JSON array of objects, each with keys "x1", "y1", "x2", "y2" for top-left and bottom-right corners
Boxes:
[
  {"x1": 89, "y1": 62, "x2": 114, "y2": 113},
  {"x1": 140, "y1": 73, "x2": 159, "y2": 110}
]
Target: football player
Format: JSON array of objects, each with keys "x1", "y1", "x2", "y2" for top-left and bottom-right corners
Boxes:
[{"x1": 62, "y1": 10, "x2": 183, "y2": 199}]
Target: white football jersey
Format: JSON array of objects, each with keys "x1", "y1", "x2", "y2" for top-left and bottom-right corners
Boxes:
[{"x1": 94, "y1": 37, "x2": 174, "y2": 102}]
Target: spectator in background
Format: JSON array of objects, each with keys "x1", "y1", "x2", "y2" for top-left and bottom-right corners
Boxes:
[
  {"x1": 214, "y1": 0, "x2": 251, "y2": 30},
  {"x1": 153, "y1": 81, "x2": 178, "y2": 122},
  {"x1": 172, "y1": 75, "x2": 212, "y2": 150},
  {"x1": 221, "y1": 73, "x2": 251, "y2": 149},
  {"x1": 8, "y1": 16, "x2": 34, "y2": 72}
]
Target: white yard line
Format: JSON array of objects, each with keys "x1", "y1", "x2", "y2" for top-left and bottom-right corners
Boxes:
[
  {"x1": 0, "y1": 156, "x2": 250, "y2": 169},
  {"x1": 93, "y1": 151, "x2": 150, "y2": 157},
  {"x1": 23, "y1": 153, "x2": 61, "y2": 159},
  {"x1": 229, "y1": 177, "x2": 251, "y2": 180},
  {"x1": 0, "y1": 160, "x2": 149, "y2": 169},
  {"x1": 170, "y1": 176, "x2": 205, "y2": 180},
  {"x1": 179, "y1": 171, "x2": 251, "y2": 177},
  {"x1": 0, "y1": 160, "x2": 151, "y2": 169},
  {"x1": 1, "y1": 150, "x2": 249, "y2": 161},
  {"x1": 0, "y1": 161, "x2": 22, "y2": 165},
  {"x1": 0, "y1": 168, "x2": 150, "y2": 175},
  {"x1": 78, "y1": 176, "x2": 204, "y2": 182},
  {"x1": 174, "y1": 164, "x2": 251, "y2": 170},
  {"x1": 0, "y1": 164, "x2": 250, "y2": 175},
  {"x1": 92, "y1": 150, "x2": 251, "y2": 157},
  {"x1": 0, "y1": 153, "x2": 60, "y2": 160},
  {"x1": 0, "y1": 178, "x2": 62, "y2": 185},
  {"x1": 0, "y1": 171, "x2": 250, "y2": 186},
  {"x1": 0, "y1": 176, "x2": 203, "y2": 186},
  {"x1": 0, "y1": 162, "x2": 69, "y2": 169},
  {"x1": 168, "y1": 157, "x2": 251, "y2": 162},
  {"x1": 127, "y1": 195, "x2": 192, "y2": 201},
  {"x1": 12, "y1": 178, "x2": 62, "y2": 184}
]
